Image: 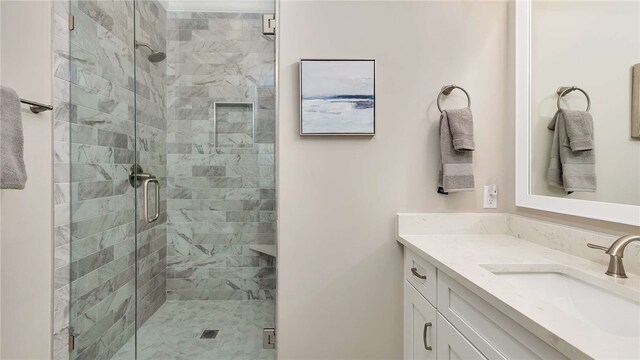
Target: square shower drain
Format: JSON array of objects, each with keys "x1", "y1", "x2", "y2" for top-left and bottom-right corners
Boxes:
[{"x1": 200, "y1": 330, "x2": 219, "y2": 339}]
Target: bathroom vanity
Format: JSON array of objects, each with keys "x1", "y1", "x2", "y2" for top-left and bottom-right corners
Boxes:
[{"x1": 398, "y1": 214, "x2": 640, "y2": 360}]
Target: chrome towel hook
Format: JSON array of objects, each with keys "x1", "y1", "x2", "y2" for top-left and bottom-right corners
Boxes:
[
  {"x1": 437, "y1": 85, "x2": 471, "y2": 113},
  {"x1": 557, "y1": 86, "x2": 591, "y2": 112}
]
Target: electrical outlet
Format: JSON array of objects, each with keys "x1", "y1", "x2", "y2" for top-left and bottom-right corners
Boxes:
[{"x1": 483, "y1": 185, "x2": 498, "y2": 209}]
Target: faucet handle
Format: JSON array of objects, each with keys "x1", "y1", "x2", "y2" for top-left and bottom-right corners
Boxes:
[
  {"x1": 587, "y1": 243, "x2": 608, "y2": 251},
  {"x1": 588, "y1": 235, "x2": 640, "y2": 278}
]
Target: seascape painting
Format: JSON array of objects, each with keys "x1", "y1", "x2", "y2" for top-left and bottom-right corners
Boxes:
[{"x1": 300, "y1": 60, "x2": 375, "y2": 135}]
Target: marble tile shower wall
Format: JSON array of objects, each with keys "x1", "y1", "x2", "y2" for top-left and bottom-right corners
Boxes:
[
  {"x1": 165, "y1": 12, "x2": 276, "y2": 301},
  {"x1": 134, "y1": 0, "x2": 168, "y2": 331},
  {"x1": 51, "y1": 1, "x2": 167, "y2": 359}
]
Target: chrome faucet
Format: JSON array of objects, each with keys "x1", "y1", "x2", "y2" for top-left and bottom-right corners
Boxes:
[{"x1": 588, "y1": 235, "x2": 640, "y2": 278}]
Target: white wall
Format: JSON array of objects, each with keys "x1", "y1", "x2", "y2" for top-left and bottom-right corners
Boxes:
[
  {"x1": 277, "y1": 1, "x2": 509, "y2": 358},
  {"x1": 0, "y1": 1, "x2": 53, "y2": 359},
  {"x1": 529, "y1": 0, "x2": 640, "y2": 206}
]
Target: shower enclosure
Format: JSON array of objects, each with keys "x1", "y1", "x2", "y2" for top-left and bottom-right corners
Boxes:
[{"x1": 66, "y1": 0, "x2": 276, "y2": 358}]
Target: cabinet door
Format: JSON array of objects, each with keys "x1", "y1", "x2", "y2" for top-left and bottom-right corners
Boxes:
[
  {"x1": 405, "y1": 282, "x2": 437, "y2": 360},
  {"x1": 437, "y1": 313, "x2": 487, "y2": 360},
  {"x1": 437, "y1": 272, "x2": 567, "y2": 360}
]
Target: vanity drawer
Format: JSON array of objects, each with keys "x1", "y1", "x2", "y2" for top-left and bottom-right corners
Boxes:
[
  {"x1": 404, "y1": 249, "x2": 437, "y2": 306},
  {"x1": 437, "y1": 272, "x2": 569, "y2": 360}
]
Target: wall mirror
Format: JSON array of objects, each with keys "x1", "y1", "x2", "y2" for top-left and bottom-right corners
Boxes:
[{"x1": 516, "y1": 0, "x2": 640, "y2": 225}]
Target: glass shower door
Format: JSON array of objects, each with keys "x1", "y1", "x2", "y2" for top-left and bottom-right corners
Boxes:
[
  {"x1": 128, "y1": 0, "x2": 169, "y2": 358},
  {"x1": 133, "y1": 4, "x2": 277, "y2": 360},
  {"x1": 68, "y1": 0, "x2": 138, "y2": 359},
  {"x1": 68, "y1": 1, "x2": 276, "y2": 359}
]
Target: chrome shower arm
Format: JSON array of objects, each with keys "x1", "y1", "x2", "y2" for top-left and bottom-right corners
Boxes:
[{"x1": 135, "y1": 41, "x2": 154, "y2": 52}]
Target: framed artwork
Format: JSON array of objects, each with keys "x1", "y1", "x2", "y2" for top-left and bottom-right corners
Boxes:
[{"x1": 299, "y1": 59, "x2": 375, "y2": 135}]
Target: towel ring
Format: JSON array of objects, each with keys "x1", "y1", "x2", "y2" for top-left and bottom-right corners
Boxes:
[
  {"x1": 437, "y1": 85, "x2": 471, "y2": 113},
  {"x1": 557, "y1": 86, "x2": 591, "y2": 112}
]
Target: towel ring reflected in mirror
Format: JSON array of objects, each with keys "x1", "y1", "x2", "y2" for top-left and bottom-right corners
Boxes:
[
  {"x1": 557, "y1": 86, "x2": 591, "y2": 112},
  {"x1": 437, "y1": 85, "x2": 471, "y2": 113}
]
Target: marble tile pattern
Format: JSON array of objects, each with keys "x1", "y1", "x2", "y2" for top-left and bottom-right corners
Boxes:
[
  {"x1": 52, "y1": 1, "x2": 168, "y2": 359},
  {"x1": 52, "y1": 3, "x2": 72, "y2": 359},
  {"x1": 133, "y1": 0, "x2": 168, "y2": 336},
  {"x1": 164, "y1": 12, "x2": 276, "y2": 301},
  {"x1": 112, "y1": 300, "x2": 276, "y2": 360},
  {"x1": 52, "y1": 4, "x2": 277, "y2": 359}
]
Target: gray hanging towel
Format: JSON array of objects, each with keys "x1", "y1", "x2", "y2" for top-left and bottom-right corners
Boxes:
[
  {"x1": 0, "y1": 86, "x2": 27, "y2": 189},
  {"x1": 563, "y1": 110, "x2": 594, "y2": 151},
  {"x1": 438, "y1": 108, "x2": 474, "y2": 194},
  {"x1": 447, "y1": 107, "x2": 475, "y2": 151},
  {"x1": 547, "y1": 110, "x2": 596, "y2": 193}
]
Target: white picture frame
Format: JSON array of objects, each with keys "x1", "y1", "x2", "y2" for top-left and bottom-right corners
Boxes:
[{"x1": 515, "y1": 0, "x2": 640, "y2": 226}]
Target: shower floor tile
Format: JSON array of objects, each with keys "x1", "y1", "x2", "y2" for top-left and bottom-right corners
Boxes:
[{"x1": 112, "y1": 300, "x2": 275, "y2": 360}]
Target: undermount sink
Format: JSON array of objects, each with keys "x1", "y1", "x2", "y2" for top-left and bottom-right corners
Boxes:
[{"x1": 485, "y1": 267, "x2": 640, "y2": 337}]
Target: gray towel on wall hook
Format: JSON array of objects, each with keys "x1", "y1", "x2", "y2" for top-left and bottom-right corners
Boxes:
[{"x1": 0, "y1": 86, "x2": 27, "y2": 189}]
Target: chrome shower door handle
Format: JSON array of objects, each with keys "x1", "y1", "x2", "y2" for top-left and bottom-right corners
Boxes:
[{"x1": 143, "y1": 178, "x2": 160, "y2": 223}]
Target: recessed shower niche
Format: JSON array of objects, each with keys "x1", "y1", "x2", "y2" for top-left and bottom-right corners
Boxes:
[{"x1": 213, "y1": 102, "x2": 255, "y2": 149}]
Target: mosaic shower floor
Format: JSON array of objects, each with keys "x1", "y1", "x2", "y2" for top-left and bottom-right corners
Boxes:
[{"x1": 112, "y1": 300, "x2": 275, "y2": 360}]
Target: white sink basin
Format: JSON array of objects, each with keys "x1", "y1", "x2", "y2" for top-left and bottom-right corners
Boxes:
[{"x1": 489, "y1": 270, "x2": 640, "y2": 337}]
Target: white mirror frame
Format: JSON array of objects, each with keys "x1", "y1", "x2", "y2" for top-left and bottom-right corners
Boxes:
[{"x1": 515, "y1": 0, "x2": 640, "y2": 226}]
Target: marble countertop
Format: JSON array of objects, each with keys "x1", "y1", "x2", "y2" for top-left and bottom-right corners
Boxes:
[{"x1": 397, "y1": 233, "x2": 640, "y2": 360}]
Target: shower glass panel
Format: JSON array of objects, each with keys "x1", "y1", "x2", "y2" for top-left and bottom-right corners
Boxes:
[
  {"x1": 68, "y1": 0, "x2": 138, "y2": 358},
  {"x1": 68, "y1": 1, "x2": 276, "y2": 359}
]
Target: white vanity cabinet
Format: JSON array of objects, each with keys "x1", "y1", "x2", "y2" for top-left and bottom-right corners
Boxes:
[
  {"x1": 436, "y1": 313, "x2": 486, "y2": 360},
  {"x1": 404, "y1": 282, "x2": 437, "y2": 360},
  {"x1": 403, "y1": 248, "x2": 568, "y2": 360}
]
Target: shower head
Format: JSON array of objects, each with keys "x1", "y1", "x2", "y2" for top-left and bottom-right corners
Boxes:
[
  {"x1": 147, "y1": 51, "x2": 167, "y2": 63},
  {"x1": 135, "y1": 41, "x2": 166, "y2": 63}
]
